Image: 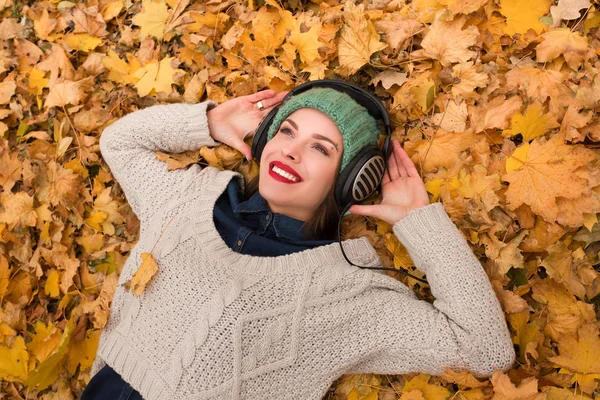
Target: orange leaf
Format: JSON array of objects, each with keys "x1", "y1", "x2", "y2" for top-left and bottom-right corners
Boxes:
[{"x1": 131, "y1": 253, "x2": 159, "y2": 297}]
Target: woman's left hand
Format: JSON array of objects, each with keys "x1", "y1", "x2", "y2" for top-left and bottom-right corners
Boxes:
[{"x1": 348, "y1": 140, "x2": 430, "y2": 225}]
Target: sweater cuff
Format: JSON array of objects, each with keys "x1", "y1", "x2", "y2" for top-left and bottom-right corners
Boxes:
[
  {"x1": 186, "y1": 101, "x2": 219, "y2": 148},
  {"x1": 391, "y1": 203, "x2": 462, "y2": 269}
]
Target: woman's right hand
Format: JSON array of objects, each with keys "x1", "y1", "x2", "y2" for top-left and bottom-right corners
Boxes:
[{"x1": 207, "y1": 89, "x2": 288, "y2": 161}]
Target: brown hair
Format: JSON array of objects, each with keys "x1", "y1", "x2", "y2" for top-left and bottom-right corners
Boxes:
[{"x1": 244, "y1": 175, "x2": 341, "y2": 240}]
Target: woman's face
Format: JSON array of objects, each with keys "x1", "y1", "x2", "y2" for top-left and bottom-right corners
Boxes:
[{"x1": 258, "y1": 108, "x2": 344, "y2": 222}]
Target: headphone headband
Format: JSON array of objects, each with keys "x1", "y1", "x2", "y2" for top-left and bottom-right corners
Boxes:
[{"x1": 284, "y1": 80, "x2": 392, "y2": 136}]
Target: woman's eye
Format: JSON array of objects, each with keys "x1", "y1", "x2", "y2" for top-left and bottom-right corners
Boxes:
[
  {"x1": 280, "y1": 128, "x2": 293, "y2": 136},
  {"x1": 313, "y1": 144, "x2": 329, "y2": 156}
]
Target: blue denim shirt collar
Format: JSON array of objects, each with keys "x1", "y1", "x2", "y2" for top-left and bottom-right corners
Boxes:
[{"x1": 235, "y1": 190, "x2": 309, "y2": 242}]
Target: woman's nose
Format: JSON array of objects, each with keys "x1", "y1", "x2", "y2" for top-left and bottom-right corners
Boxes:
[{"x1": 282, "y1": 143, "x2": 300, "y2": 161}]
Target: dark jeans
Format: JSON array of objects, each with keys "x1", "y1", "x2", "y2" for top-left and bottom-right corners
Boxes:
[{"x1": 81, "y1": 365, "x2": 143, "y2": 400}]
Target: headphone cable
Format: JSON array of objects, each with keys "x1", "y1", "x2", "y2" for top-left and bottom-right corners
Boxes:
[{"x1": 336, "y1": 203, "x2": 428, "y2": 284}]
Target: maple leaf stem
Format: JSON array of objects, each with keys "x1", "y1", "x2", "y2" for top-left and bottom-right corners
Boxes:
[
  {"x1": 62, "y1": 106, "x2": 95, "y2": 190},
  {"x1": 150, "y1": 211, "x2": 180, "y2": 254},
  {"x1": 570, "y1": 5, "x2": 592, "y2": 33}
]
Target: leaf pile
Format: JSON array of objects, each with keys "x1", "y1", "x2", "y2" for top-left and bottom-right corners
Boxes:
[{"x1": 0, "y1": 0, "x2": 599, "y2": 398}]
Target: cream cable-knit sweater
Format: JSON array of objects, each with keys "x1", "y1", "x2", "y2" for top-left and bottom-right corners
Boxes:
[{"x1": 90, "y1": 101, "x2": 515, "y2": 400}]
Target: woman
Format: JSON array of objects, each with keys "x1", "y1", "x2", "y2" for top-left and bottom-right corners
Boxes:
[{"x1": 83, "y1": 84, "x2": 515, "y2": 400}]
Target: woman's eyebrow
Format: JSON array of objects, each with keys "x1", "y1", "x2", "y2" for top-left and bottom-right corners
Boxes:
[{"x1": 284, "y1": 118, "x2": 340, "y2": 151}]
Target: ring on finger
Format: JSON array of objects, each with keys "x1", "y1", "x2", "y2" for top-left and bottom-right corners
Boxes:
[{"x1": 256, "y1": 101, "x2": 265, "y2": 111}]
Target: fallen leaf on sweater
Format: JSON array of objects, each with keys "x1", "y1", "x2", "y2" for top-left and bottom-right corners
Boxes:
[{"x1": 130, "y1": 253, "x2": 159, "y2": 297}]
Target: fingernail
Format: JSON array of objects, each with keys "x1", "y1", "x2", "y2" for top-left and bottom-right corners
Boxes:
[{"x1": 343, "y1": 211, "x2": 352, "y2": 216}]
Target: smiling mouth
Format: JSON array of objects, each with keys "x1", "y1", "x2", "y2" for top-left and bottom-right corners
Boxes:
[{"x1": 269, "y1": 163, "x2": 301, "y2": 183}]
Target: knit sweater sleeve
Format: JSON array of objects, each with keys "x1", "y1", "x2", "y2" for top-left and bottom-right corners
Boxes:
[
  {"x1": 347, "y1": 203, "x2": 515, "y2": 377},
  {"x1": 99, "y1": 101, "x2": 218, "y2": 221}
]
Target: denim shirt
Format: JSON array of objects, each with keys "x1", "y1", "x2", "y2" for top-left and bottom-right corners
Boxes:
[{"x1": 213, "y1": 179, "x2": 335, "y2": 256}]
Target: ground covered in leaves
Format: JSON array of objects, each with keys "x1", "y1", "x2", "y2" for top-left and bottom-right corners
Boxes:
[{"x1": 0, "y1": 0, "x2": 599, "y2": 398}]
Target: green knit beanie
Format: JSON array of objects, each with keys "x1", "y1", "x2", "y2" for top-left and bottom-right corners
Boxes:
[{"x1": 266, "y1": 88, "x2": 380, "y2": 172}]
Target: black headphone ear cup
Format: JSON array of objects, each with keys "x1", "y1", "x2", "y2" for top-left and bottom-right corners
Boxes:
[
  {"x1": 251, "y1": 107, "x2": 280, "y2": 161},
  {"x1": 334, "y1": 146, "x2": 386, "y2": 208}
]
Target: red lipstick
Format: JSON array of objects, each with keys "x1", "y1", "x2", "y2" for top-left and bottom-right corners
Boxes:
[{"x1": 269, "y1": 161, "x2": 303, "y2": 184}]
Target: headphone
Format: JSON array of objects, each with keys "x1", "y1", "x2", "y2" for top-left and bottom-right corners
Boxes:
[
  {"x1": 250, "y1": 80, "x2": 428, "y2": 284},
  {"x1": 251, "y1": 79, "x2": 393, "y2": 210}
]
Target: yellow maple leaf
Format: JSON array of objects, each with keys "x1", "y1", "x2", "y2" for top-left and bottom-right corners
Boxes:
[
  {"x1": 132, "y1": 0, "x2": 169, "y2": 40},
  {"x1": 418, "y1": 17, "x2": 479, "y2": 66},
  {"x1": 89, "y1": 187, "x2": 125, "y2": 235},
  {"x1": 62, "y1": 33, "x2": 103, "y2": 52},
  {"x1": 403, "y1": 374, "x2": 451, "y2": 400},
  {"x1": 503, "y1": 134, "x2": 596, "y2": 223},
  {"x1": 500, "y1": 0, "x2": 553, "y2": 35},
  {"x1": 44, "y1": 270, "x2": 60, "y2": 298},
  {"x1": 28, "y1": 67, "x2": 48, "y2": 95},
  {"x1": 101, "y1": 0, "x2": 124, "y2": 22},
  {"x1": 289, "y1": 22, "x2": 322, "y2": 65},
  {"x1": 540, "y1": 241, "x2": 585, "y2": 299},
  {"x1": 133, "y1": 57, "x2": 183, "y2": 97},
  {"x1": 431, "y1": 99, "x2": 467, "y2": 132},
  {"x1": 409, "y1": 78, "x2": 436, "y2": 113},
  {"x1": 550, "y1": 324, "x2": 600, "y2": 394},
  {"x1": 556, "y1": 190, "x2": 600, "y2": 229},
  {"x1": 560, "y1": 104, "x2": 593, "y2": 143},
  {"x1": 102, "y1": 50, "x2": 140, "y2": 85},
  {"x1": 25, "y1": 317, "x2": 74, "y2": 391},
  {"x1": 27, "y1": 322, "x2": 61, "y2": 363},
  {"x1": 536, "y1": 29, "x2": 593, "y2": 69},
  {"x1": 405, "y1": 130, "x2": 477, "y2": 173},
  {"x1": 531, "y1": 278, "x2": 595, "y2": 340},
  {"x1": 85, "y1": 210, "x2": 108, "y2": 231},
  {"x1": 0, "y1": 192, "x2": 37, "y2": 230},
  {"x1": 337, "y1": 2, "x2": 387, "y2": 77},
  {"x1": 441, "y1": 369, "x2": 488, "y2": 388},
  {"x1": 44, "y1": 78, "x2": 90, "y2": 109},
  {"x1": 451, "y1": 62, "x2": 489, "y2": 97},
  {"x1": 240, "y1": 6, "x2": 289, "y2": 64},
  {"x1": 469, "y1": 95, "x2": 523, "y2": 133},
  {"x1": 0, "y1": 149, "x2": 22, "y2": 193},
  {"x1": 490, "y1": 371, "x2": 545, "y2": 399},
  {"x1": 456, "y1": 165, "x2": 501, "y2": 199},
  {"x1": 33, "y1": 9, "x2": 57, "y2": 41},
  {"x1": 0, "y1": 336, "x2": 29, "y2": 382},
  {"x1": 503, "y1": 102, "x2": 559, "y2": 141},
  {"x1": 374, "y1": 14, "x2": 422, "y2": 51},
  {"x1": 505, "y1": 67, "x2": 565, "y2": 102},
  {"x1": 131, "y1": 252, "x2": 159, "y2": 297},
  {"x1": 66, "y1": 329, "x2": 101, "y2": 375},
  {"x1": 0, "y1": 254, "x2": 10, "y2": 298},
  {"x1": 0, "y1": 79, "x2": 16, "y2": 104}
]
